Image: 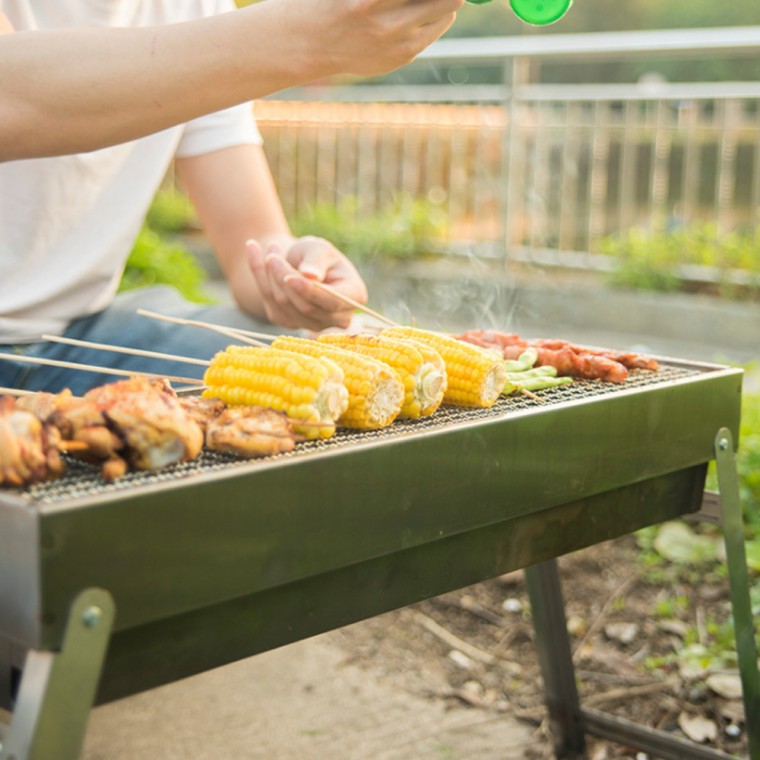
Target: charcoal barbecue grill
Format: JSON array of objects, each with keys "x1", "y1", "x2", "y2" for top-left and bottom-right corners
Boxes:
[{"x1": 0, "y1": 356, "x2": 758, "y2": 760}]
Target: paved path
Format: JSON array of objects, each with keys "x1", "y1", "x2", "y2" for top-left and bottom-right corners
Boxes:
[{"x1": 83, "y1": 633, "x2": 534, "y2": 760}]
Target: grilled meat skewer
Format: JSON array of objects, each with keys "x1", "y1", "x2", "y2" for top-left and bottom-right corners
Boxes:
[{"x1": 0, "y1": 397, "x2": 64, "y2": 486}]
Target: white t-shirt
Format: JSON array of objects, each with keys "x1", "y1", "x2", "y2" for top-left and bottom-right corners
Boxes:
[{"x1": 0, "y1": 0, "x2": 262, "y2": 342}]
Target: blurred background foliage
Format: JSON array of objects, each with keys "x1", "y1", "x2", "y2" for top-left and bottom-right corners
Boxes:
[{"x1": 236, "y1": 0, "x2": 758, "y2": 84}]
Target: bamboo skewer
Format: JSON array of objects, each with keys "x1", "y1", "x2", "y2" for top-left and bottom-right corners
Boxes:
[
  {"x1": 134, "y1": 306, "x2": 547, "y2": 404},
  {"x1": 41, "y1": 334, "x2": 210, "y2": 366},
  {"x1": 283, "y1": 275, "x2": 399, "y2": 328},
  {"x1": 136, "y1": 309, "x2": 268, "y2": 346},
  {"x1": 40, "y1": 335, "x2": 214, "y2": 373},
  {"x1": 0, "y1": 387, "x2": 35, "y2": 396},
  {"x1": 0, "y1": 352, "x2": 202, "y2": 386}
]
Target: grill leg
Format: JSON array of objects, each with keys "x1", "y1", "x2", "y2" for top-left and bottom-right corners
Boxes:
[
  {"x1": 524, "y1": 559, "x2": 585, "y2": 758},
  {"x1": 714, "y1": 428, "x2": 760, "y2": 760},
  {"x1": 0, "y1": 588, "x2": 114, "y2": 760}
]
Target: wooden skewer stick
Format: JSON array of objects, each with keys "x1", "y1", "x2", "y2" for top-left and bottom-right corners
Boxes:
[
  {"x1": 58, "y1": 440, "x2": 91, "y2": 453},
  {"x1": 0, "y1": 387, "x2": 35, "y2": 396},
  {"x1": 136, "y1": 309, "x2": 269, "y2": 346},
  {"x1": 283, "y1": 275, "x2": 399, "y2": 328},
  {"x1": 0, "y1": 352, "x2": 201, "y2": 386},
  {"x1": 41, "y1": 334, "x2": 210, "y2": 367}
]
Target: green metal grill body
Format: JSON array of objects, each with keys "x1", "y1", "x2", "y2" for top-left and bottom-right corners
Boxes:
[{"x1": 0, "y1": 359, "x2": 744, "y2": 706}]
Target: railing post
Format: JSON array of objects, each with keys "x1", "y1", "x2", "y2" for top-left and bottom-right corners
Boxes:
[{"x1": 502, "y1": 55, "x2": 532, "y2": 267}]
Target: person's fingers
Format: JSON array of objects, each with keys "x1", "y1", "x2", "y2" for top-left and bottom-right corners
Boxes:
[
  {"x1": 264, "y1": 249, "x2": 297, "y2": 312},
  {"x1": 408, "y1": 0, "x2": 464, "y2": 28},
  {"x1": 283, "y1": 273, "x2": 356, "y2": 317},
  {"x1": 286, "y1": 237, "x2": 368, "y2": 305},
  {"x1": 245, "y1": 239, "x2": 275, "y2": 306},
  {"x1": 263, "y1": 252, "x2": 344, "y2": 329}
]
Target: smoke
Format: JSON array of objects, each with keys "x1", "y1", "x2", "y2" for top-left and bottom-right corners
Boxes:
[{"x1": 372, "y1": 247, "x2": 525, "y2": 333}]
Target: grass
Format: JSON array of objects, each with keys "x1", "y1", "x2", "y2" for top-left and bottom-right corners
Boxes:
[
  {"x1": 121, "y1": 189, "x2": 214, "y2": 304},
  {"x1": 290, "y1": 193, "x2": 448, "y2": 262},
  {"x1": 600, "y1": 223, "x2": 760, "y2": 301},
  {"x1": 635, "y1": 384, "x2": 760, "y2": 673}
]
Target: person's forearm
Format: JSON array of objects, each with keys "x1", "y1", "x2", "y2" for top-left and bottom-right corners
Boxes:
[
  {"x1": 0, "y1": 0, "x2": 461, "y2": 162},
  {"x1": 0, "y1": 6, "x2": 324, "y2": 161},
  {"x1": 175, "y1": 145, "x2": 294, "y2": 319}
]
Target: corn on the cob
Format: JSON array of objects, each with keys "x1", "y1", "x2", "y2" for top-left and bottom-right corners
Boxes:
[
  {"x1": 202, "y1": 346, "x2": 348, "y2": 439},
  {"x1": 318, "y1": 333, "x2": 446, "y2": 419},
  {"x1": 382, "y1": 327, "x2": 507, "y2": 408},
  {"x1": 271, "y1": 336, "x2": 404, "y2": 429}
]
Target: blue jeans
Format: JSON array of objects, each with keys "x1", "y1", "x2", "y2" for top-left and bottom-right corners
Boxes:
[{"x1": 0, "y1": 287, "x2": 295, "y2": 396}]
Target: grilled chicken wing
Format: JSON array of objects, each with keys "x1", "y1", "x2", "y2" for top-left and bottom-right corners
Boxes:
[
  {"x1": 0, "y1": 397, "x2": 64, "y2": 486},
  {"x1": 85, "y1": 377, "x2": 204, "y2": 471},
  {"x1": 205, "y1": 406, "x2": 296, "y2": 458}
]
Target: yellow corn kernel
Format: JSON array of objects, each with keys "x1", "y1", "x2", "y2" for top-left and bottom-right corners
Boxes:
[
  {"x1": 318, "y1": 333, "x2": 447, "y2": 419},
  {"x1": 382, "y1": 327, "x2": 507, "y2": 408},
  {"x1": 202, "y1": 346, "x2": 348, "y2": 439},
  {"x1": 271, "y1": 336, "x2": 404, "y2": 429}
]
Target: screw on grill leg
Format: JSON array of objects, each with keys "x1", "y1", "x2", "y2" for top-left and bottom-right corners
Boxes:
[
  {"x1": 82, "y1": 606, "x2": 103, "y2": 628},
  {"x1": 0, "y1": 589, "x2": 115, "y2": 760}
]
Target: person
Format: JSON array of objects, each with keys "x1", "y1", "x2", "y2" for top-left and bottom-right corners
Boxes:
[{"x1": 0, "y1": 0, "x2": 463, "y2": 395}]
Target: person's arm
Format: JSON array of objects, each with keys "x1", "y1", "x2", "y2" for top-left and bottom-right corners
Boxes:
[
  {"x1": 175, "y1": 143, "x2": 366, "y2": 331},
  {"x1": 0, "y1": 12, "x2": 13, "y2": 35},
  {"x1": 0, "y1": 0, "x2": 462, "y2": 162}
]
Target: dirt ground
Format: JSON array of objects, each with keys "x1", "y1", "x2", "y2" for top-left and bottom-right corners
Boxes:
[{"x1": 327, "y1": 534, "x2": 752, "y2": 759}]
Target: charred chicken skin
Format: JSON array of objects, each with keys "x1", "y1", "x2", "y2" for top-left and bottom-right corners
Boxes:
[
  {"x1": 84, "y1": 377, "x2": 204, "y2": 472},
  {"x1": 178, "y1": 396, "x2": 227, "y2": 433},
  {"x1": 205, "y1": 406, "x2": 296, "y2": 458},
  {"x1": 16, "y1": 388, "x2": 129, "y2": 480},
  {"x1": 16, "y1": 377, "x2": 204, "y2": 479},
  {"x1": 0, "y1": 397, "x2": 64, "y2": 486}
]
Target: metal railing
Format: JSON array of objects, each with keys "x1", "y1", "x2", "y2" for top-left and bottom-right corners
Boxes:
[{"x1": 255, "y1": 26, "x2": 760, "y2": 265}]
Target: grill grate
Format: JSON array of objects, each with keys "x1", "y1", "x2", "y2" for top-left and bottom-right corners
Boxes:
[{"x1": 18, "y1": 364, "x2": 699, "y2": 506}]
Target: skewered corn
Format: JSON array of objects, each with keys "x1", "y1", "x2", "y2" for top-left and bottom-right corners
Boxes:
[
  {"x1": 382, "y1": 326, "x2": 507, "y2": 408},
  {"x1": 202, "y1": 346, "x2": 348, "y2": 439},
  {"x1": 271, "y1": 336, "x2": 404, "y2": 429},
  {"x1": 318, "y1": 333, "x2": 447, "y2": 419}
]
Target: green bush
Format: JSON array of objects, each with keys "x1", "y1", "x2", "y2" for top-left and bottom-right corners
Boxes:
[
  {"x1": 290, "y1": 193, "x2": 448, "y2": 262},
  {"x1": 120, "y1": 226, "x2": 214, "y2": 304},
  {"x1": 600, "y1": 223, "x2": 760, "y2": 300},
  {"x1": 144, "y1": 188, "x2": 196, "y2": 233}
]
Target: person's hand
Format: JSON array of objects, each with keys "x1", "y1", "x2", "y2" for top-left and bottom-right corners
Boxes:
[
  {"x1": 275, "y1": 0, "x2": 464, "y2": 78},
  {"x1": 246, "y1": 237, "x2": 368, "y2": 331}
]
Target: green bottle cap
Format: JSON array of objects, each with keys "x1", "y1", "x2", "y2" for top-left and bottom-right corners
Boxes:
[{"x1": 508, "y1": 0, "x2": 572, "y2": 25}]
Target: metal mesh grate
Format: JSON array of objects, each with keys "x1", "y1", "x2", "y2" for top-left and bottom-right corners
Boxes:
[{"x1": 19, "y1": 364, "x2": 699, "y2": 506}]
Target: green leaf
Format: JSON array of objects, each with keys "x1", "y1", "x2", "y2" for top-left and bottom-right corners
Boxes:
[
  {"x1": 652, "y1": 522, "x2": 720, "y2": 565},
  {"x1": 745, "y1": 540, "x2": 760, "y2": 572}
]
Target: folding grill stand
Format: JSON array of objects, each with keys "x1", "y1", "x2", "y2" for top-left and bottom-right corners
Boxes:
[
  {"x1": 0, "y1": 397, "x2": 758, "y2": 760},
  {"x1": 527, "y1": 429, "x2": 759, "y2": 760}
]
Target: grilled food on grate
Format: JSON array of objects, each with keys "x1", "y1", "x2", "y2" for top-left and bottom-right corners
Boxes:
[
  {"x1": 271, "y1": 336, "x2": 405, "y2": 430},
  {"x1": 15, "y1": 377, "x2": 204, "y2": 480},
  {"x1": 84, "y1": 376, "x2": 204, "y2": 473},
  {"x1": 178, "y1": 395, "x2": 227, "y2": 432},
  {"x1": 317, "y1": 333, "x2": 447, "y2": 420},
  {"x1": 382, "y1": 327, "x2": 508, "y2": 408},
  {"x1": 456, "y1": 329, "x2": 659, "y2": 384},
  {"x1": 16, "y1": 387, "x2": 128, "y2": 480},
  {"x1": 0, "y1": 396, "x2": 65, "y2": 486},
  {"x1": 205, "y1": 406, "x2": 296, "y2": 458},
  {"x1": 180, "y1": 396, "x2": 297, "y2": 457},
  {"x1": 202, "y1": 346, "x2": 349, "y2": 439}
]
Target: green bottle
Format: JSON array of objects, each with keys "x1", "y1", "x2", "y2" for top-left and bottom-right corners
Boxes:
[{"x1": 465, "y1": 0, "x2": 572, "y2": 26}]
